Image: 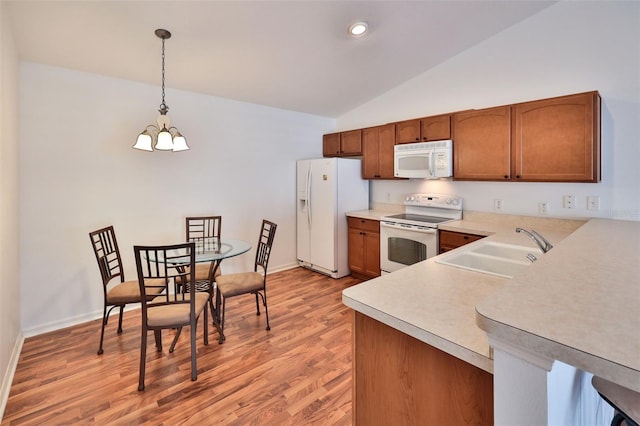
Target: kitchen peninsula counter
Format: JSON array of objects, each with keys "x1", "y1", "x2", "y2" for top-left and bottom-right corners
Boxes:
[
  {"x1": 342, "y1": 212, "x2": 582, "y2": 373},
  {"x1": 343, "y1": 212, "x2": 640, "y2": 411}
]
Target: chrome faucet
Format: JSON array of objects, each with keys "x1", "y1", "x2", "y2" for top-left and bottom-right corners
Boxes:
[{"x1": 515, "y1": 228, "x2": 554, "y2": 253}]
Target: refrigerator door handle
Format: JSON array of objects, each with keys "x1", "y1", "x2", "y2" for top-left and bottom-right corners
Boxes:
[{"x1": 306, "y1": 165, "x2": 312, "y2": 226}]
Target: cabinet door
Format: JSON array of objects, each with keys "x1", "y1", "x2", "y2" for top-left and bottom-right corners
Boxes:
[
  {"x1": 362, "y1": 124, "x2": 397, "y2": 179},
  {"x1": 378, "y1": 123, "x2": 396, "y2": 178},
  {"x1": 453, "y1": 106, "x2": 511, "y2": 180},
  {"x1": 340, "y1": 129, "x2": 363, "y2": 155},
  {"x1": 362, "y1": 127, "x2": 380, "y2": 179},
  {"x1": 512, "y1": 92, "x2": 600, "y2": 182},
  {"x1": 421, "y1": 114, "x2": 451, "y2": 141},
  {"x1": 323, "y1": 133, "x2": 341, "y2": 157},
  {"x1": 348, "y1": 228, "x2": 365, "y2": 275},
  {"x1": 363, "y1": 231, "x2": 381, "y2": 277},
  {"x1": 395, "y1": 119, "x2": 421, "y2": 144},
  {"x1": 439, "y1": 230, "x2": 484, "y2": 254}
]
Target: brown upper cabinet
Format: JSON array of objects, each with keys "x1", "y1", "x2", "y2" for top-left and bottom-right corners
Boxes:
[
  {"x1": 362, "y1": 124, "x2": 398, "y2": 179},
  {"x1": 323, "y1": 129, "x2": 362, "y2": 157},
  {"x1": 395, "y1": 114, "x2": 451, "y2": 144},
  {"x1": 512, "y1": 91, "x2": 601, "y2": 182},
  {"x1": 452, "y1": 106, "x2": 512, "y2": 180},
  {"x1": 453, "y1": 91, "x2": 601, "y2": 182},
  {"x1": 324, "y1": 91, "x2": 601, "y2": 182}
]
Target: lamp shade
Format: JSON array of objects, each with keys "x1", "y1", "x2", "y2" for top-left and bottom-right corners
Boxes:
[
  {"x1": 133, "y1": 132, "x2": 153, "y2": 151},
  {"x1": 155, "y1": 128, "x2": 174, "y2": 150},
  {"x1": 172, "y1": 132, "x2": 189, "y2": 152}
]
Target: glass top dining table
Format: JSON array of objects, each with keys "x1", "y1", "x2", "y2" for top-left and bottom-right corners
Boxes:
[{"x1": 192, "y1": 238, "x2": 252, "y2": 263}]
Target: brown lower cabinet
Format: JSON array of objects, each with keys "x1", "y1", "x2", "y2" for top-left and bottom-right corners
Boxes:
[
  {"x1": 347, "y1": 217, "x2": 380, "y2": 279},
  {"x1": 353, "y1": 312, "x2": 493, "y2": 425},
  {"x1": 439, "y1": 230, "x2": 485, "y2": 254}
]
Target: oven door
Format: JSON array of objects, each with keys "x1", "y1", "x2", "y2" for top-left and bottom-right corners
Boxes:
[{"x1": 380, "y1": 221, "x2": 438, "y2": 274}]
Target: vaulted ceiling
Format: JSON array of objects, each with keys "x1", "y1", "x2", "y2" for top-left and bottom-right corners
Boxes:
[{"x1": 5, "y1": 1, "x2": 554, "y2": 117}]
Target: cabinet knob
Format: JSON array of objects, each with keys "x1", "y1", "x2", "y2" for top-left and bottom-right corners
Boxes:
[
  {"x1": 415, "y1": 137, "x2": 419, "y2": 141},
  {"x1": 516, "y1": 175, "x2": 521, "y2": 179},
  {"x1": 504, "y1": 175, "x2": 509, "y2": 179}
]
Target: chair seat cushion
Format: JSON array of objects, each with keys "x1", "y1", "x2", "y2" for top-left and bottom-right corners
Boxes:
[
  {"x1": 106, "y1": 279, "x2": 164, "y2": 304},
  {"x1": 217, "y1": 272, "x2": 264, "y2": 297},
  {"x1": 147, "y1": 292, "x2": 209, "y2": 327}
]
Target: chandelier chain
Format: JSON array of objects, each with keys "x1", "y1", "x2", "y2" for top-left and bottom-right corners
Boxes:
[{"x1": 160, "y1": 36, "x2": 167, "y2": 112}]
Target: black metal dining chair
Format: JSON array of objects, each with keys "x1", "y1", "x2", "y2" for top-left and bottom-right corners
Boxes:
[
  {"x1": 215, "y1": 219, "x2": 277, "y2": 343},
  {"x1": 89, "y1": 225, "x2": 164, "y2": 355},
  {"x1": 134, "y1": 241, "x2": 209, "y2": 391}
]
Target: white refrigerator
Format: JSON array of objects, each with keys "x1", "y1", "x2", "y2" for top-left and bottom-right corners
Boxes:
[{"x1": 296, "y1": 158, "x2": 369, "y2": 278}]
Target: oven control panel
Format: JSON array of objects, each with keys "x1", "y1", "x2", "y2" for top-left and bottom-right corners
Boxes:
[{"x1": 403, "y1": 193, "x2": 462, "y2": 210}]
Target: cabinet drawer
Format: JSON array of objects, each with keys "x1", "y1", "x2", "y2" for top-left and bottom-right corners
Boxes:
[
  {"x1": 439, "y1": 230, "x2": 484, "y2": 248},
  {"x1": 348, "y1": 217, "x2": 380, "y2": 233}
]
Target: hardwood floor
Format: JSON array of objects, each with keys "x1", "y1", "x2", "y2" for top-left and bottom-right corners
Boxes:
[{"x1": 3, "y1": 268, "x2": 362, "y2": 425}]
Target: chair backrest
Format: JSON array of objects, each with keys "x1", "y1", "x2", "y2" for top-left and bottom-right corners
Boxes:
[
  {"x1": 254, "y1": 220, "x2": 277, "y2": 274},
  {"x1": 133, "y1": 242, "x2": 197, "y2": 318},
  {"x1": 185, "y1": 216, "x2": 221, "y2": 243},
  {"x1": 89, "y1": 225, "x2": 125, "y2": 287}
]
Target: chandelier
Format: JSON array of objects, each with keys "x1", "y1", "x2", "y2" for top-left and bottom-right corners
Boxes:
[{"x1": 133, "y1": 29, "x2": 189, "y2": 152}]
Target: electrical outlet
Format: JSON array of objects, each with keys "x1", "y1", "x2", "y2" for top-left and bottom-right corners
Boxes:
[
  {"x1": 563, "y1": 195, "x2": 576, "y2": 209},
  {"x1": 587, "y1": 195, "x2": 600, "y2": 211},
  {"x1": 494, "y1": 199, "x2": 503, "y2": 211},
  {"x1": 539, "y1": 202, "x2": 549, "y2": 215}
]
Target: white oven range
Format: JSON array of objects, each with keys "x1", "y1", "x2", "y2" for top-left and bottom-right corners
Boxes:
[{"x1": 380, "y1": 193, "x2": 462, "y2": 274}]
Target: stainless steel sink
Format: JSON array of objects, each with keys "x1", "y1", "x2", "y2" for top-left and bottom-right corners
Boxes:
[{"x1": 435, "y1": 241, "x2": 543, "y2": 278}]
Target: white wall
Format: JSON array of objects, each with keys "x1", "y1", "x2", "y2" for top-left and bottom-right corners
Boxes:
[
  {"x1": 338, "y1": 1, "x2": 640, "y2": 221},
  {"x1": 0, "y1": 3, "x2": 22, "y2": 419},
  {"x1": 18, "y1": 63, "x2": 333, "y2": 335}
]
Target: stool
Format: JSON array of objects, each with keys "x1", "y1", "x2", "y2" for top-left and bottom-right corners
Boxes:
[{"x1": 592, "y1": 376, "x2": 640, "y2": 426}]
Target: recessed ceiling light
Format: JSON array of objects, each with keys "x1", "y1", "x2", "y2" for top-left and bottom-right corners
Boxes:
[{"x1": 349, "y1": 22, "x2": 368, "y2": 37}]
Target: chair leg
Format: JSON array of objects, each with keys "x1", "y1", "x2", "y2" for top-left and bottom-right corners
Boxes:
[
  {"x1": 169, "y1": 327, "x2": 182, "y2": 353},
  {"x1": 254, "y1": 293, "x2": 261, "y2": 316},
  {"x1": 190, "y1": 319, "x2": 198, "y2": 381},
  {"x1": 209, "y1": 289, "x2": 216, "y2": 328},
  {"x1": 154, "y1": 329, "x2": 162, "y2": 352},
  {"x1": 97, "y1": 306, "x2": 107, "y2": 355},
  {"x1": 203, "y1": 305, "x2": 209, "y2": 346},
  {"x1": 138, "y1": 328, "x2": 148, "y2": 391},
  {"x1": 218, "y1": 297, "x2": 227, "y2": 344},
  {"x1": 117, "y1": 305, "x2": 124, "y2": 333},
  {"x1": 215, "y1": 290, "x2": 226, "y2": 343},
  {"x1": 262, "y1": 291, "x2": 270, "y2": 331}
]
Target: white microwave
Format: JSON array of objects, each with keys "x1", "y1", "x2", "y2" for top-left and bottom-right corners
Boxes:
[{"x1": 394, "y1": 140, "x2": 453, "y2": 179}]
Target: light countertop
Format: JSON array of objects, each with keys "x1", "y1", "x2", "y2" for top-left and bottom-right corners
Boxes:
[
  {"x1": 343, "y1": 211, "x2": 640, "y2": 391},
  {"x1": 476, "y1": 218, "x2": 640, "y2": 392}
]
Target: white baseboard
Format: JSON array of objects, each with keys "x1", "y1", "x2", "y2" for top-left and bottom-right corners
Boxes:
[
  {"x1": 22, "y1": 305, "x2": 140, "y2": 339},
  {"x1": 0, "y1": 331, "x2": 24, "y2": 422}
]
